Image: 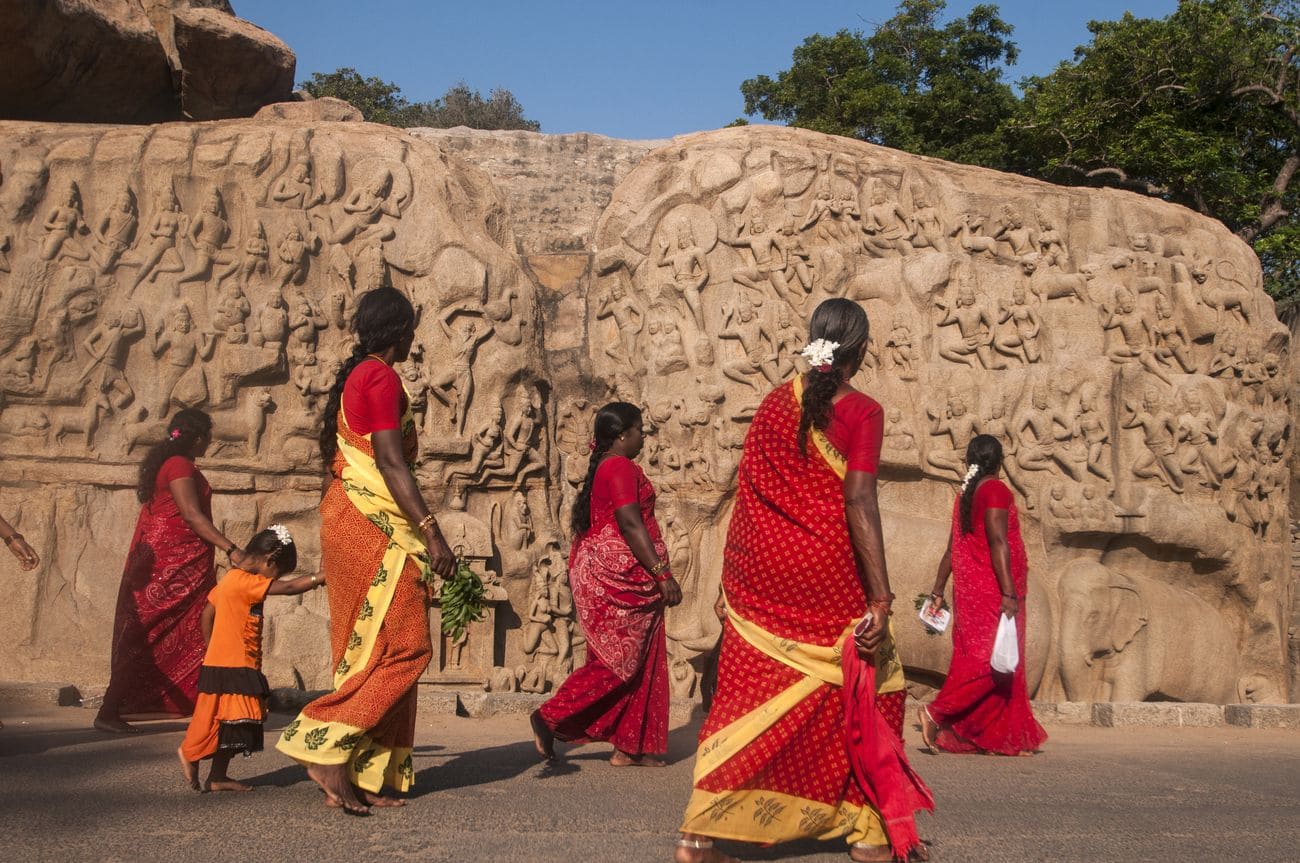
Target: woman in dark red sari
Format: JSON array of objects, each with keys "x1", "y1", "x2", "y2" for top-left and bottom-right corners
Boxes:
[
  {"x1": 531, "y1": 402, "x2": 683, "y2": 766},
  {"x1": 920, "y1": 434, "x2": 1046, "y2": 756},
  {"x1": 95, "y1": 409, "x2": 249, "y2": 734}
]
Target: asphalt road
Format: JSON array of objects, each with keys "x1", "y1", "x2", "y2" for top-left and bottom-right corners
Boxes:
[{"x1": 1, "y1": 705, "x2": 1297, "y2": 862}]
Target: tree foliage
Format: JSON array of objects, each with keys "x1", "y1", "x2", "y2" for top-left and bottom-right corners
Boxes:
[
  {"x1": 300, "y1": 68, "x2": 540, "y2": 131},
  {"x1": 740, "y1": 0, "x2": 1300, "y2": 305}
]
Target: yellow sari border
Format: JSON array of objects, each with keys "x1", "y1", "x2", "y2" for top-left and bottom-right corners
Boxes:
[
  {"x1": 274, "y1": 714, "x2": 415, "y2": 793},
  {"x1": 680, "y1": 788, "x2": 887, "y2": 847},
  {"x1": 791, "y1": 375, "x2": 847, "y2": 479}
]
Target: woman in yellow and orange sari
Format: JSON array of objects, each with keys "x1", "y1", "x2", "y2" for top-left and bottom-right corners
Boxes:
[
  {"x1": 676, "y1": 299, "x2": 932, "y2": 863},
  {"x1": 276, "y1": 287, "x2": 455, "y2": 814}
]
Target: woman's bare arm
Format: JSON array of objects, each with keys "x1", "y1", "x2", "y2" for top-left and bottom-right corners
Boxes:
[
  {"x1": 371, "y1": 428, "x2": 454, "y2": 578},
  {"x1": 930, "y1": 537, "x2": 953, "y2": 606},
  {"x1": 613, "y1": 503, "x2": 681, "y2": 607},
  {"x1": 984, "y1": 506, "x2": 1018, "y2": 617},
  {"x1": 266, "y1": 574, "x2": 323, "y2": 596},
  {"x1": 169, "y1": 476, "x2": 244, "y2": 567},
  {"x1": 844, "y1": 469, "x2": 890, "y2": 651}
]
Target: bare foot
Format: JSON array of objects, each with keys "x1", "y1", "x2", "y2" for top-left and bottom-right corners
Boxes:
[
  {"x1": 916, "y1": 705, "x2": 939, "y2": 753},
  {"x1": 611, "y1": 750, "x2": 665, "y2": 767},
  {"x1": 306, "y1": 762, "x2": 370, "y2": 815},
  {"x1": 176, "y1": 747, "x2": 200, "y2": 791},
  {"x1": 206, "y1": 779, "x2": 253, "y2": 793},
  {"x1": 675, "y1": 835, "x2": 741, "y2": 863},
  {"x1": 529, "y1": 710, "x2": 555, "y2": 761},
  {"x1": 94, "y1": 714, "x2": 140, "y2": 734},
  {"x1": 359, "y1": 788, "x2": 405, "y2": 808},
  {"x1": 852, "y1": 843, "x2": 930, "y2": 862}
]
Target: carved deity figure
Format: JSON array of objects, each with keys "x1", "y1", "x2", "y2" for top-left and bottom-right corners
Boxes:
[
  {"x1": 1047, "y1": 484, "x2": 1078, "y2": 521},
  {"x1": 1100, "y1": 288, "x2": 1172, "y2": 386},
  {"x1": 152, "y1": 303, "x2": 215, "y2": 416},
  {"x1": 273, "y1": 227, "x2": 319, "y2": 290},
  {"x1": 927, "y1": 394, "x2": 979, "y2": 476},
  {"x1": 129, "y1": 186, "x2": 186, "y2": 292},
  {"x1": 252, "y1": 292, "x2": 289, "y2": 358},
  {"x1": 1174, "y1": 388, "x2": 1224, "y2": 489},
  {"x1": 1207, "y1": 329, "x2": 1244, "y2": 382},
  {"x1": 484, "y1": 383, "x2": 548, "y2": 489},
  {"x1": 862, "y1": 187, "x2": 913, "y2": 256},
  {"x1": 645, "y1": 306, "x2": 690, "y2": 376},
  {"x1": 74, "y1": 306, "x2": 145, "y2": 444},
  {"x1": 1015, "y1": 386, "x2": 1081, "y2": 484},
  {"x1": 884, "y1": 314, "x2": 918, "y2": 381},
  {"x1": 317, "y1": 169, "x2": 401, "y2": 245},
  {"x1": 768, "y1": 303, "x2": 804, "y2": 379},
  {"x1": 936, "y1": 285, "x2": 1005, "y2": 369},
  {"x1": 177, "y1": 187, "x2": 232, "y2": 286},
  {"x1": 40, "y1": 180, "x2": 90, "y2": 262},
  {"x1": 995, "y1": 285, "x2": 1043, "y2": 364},
  {"x1": 326, "y1": 244, "x2": 355, "y2": 329},
  {"x1": 1149, "y1": 294, "x2": 1194, "y2": 374},
  {"x1": 1075, "y1": 390, "x2": 1111, "y2": 481},
  {"x1": 777, "y1": 217, "x2": 814, "y2": 295},
  {"x1": 1121, "y1": 388, "x2": 1184, "y2": 493},
  {"x1": 1036, "y1": 215, "x2": 1069, "y2": 270},
  {"x1": 723, "y1": 213, "x2": 793, "y2": 301},
  {"x1": 287, "y1": 291, "x2": 329, "y2": 367},
  {"x1": 595, "y1": 277, "x2": 645, "y2": 361},
  {"x1": 992, "y1": 207, "x2": 1035, "y2": 258},
  {"x1": 656, "y1": 225, "x2": 710, "y2": 331},
  {"x1": 212, "y1": 279, "x2": 251, "y2": 344},
  {"x1": 906, "y1": 190, "x2": 947, "y2": 252},
  {"x1": 884, "y1": 408, "x2": 915, "y2": 451},
  {"x1": 720, "y1": 294, "x2": 779, "y2": 389},
  {"x1": 90, "y1": 188, "x2": 138, "y2": 274},
  {"x1": 444, "y1": 404, "x2": 506, "y2": 505},
  {"x1": 216, "y1": 219, "x2": 270, "y2": 289},
  {"x1": 429, "y1": 311, "x2": 494, "y2": 436},
  {"x1": 270, "y1": 159, "x2": 325, "y2": 209}
]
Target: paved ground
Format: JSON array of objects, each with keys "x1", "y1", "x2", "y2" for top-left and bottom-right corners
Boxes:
[{"x1": 1, "y1": 705, "x2": 1298, "y2": 863}]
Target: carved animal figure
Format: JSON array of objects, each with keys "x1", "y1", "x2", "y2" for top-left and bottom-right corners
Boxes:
[
  {"x1": 209, "y1": 389, "x2": 274, "y2": 456},
  {"x1": 1057, "y1": 559, "x2": 1241, "y2": 703}
]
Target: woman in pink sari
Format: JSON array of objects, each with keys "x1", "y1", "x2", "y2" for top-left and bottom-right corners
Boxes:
[
  {"x1": 920, "y1": 434, "x2": 1046, "y2": 755},
  {"x1": 531, "y1": 402, "x2": 683, "y2": 765}
]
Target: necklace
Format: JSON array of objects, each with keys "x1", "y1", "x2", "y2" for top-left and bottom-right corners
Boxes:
[{"x1": 366, "y1": 352, "x2": 391, "y2": 366}]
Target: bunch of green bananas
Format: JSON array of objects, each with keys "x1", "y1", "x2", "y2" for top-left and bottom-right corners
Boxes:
[{"x1": 440, "y1": 557, "x2": 486, "y2": 642}]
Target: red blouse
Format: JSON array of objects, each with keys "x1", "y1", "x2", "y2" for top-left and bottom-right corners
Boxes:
[
  {"x1": 342, "y1": 359, "x2": 407, "y2": 435},
  {"x1": 588, "y1": 455, "x2": 664, "y2": 544},
  {"x1": 152, "y1": 455, "x2": 212, "y2": 523},
  {"x1": 823, "y1": 391, "x2": 884, "y2": 473}
]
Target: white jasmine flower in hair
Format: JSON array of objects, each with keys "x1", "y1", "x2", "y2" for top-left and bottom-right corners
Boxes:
[
  {"x1": 800, "y1": 339, "x2": 840, "y2": 369},
  {"x1": 269, "y1": 524, "x2": 294, "y2": 545},
  {"x1": 960, "y1": 464, "x2": 980, "y2": 493}
]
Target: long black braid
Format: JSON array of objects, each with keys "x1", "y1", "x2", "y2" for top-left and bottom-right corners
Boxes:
[
  {"x1": 137, "y1": 408, "x2": 212, "y2": 503},
  {"x1": 960, "y1": 434, "x2": 1004, "y2": 534},
  {"x1": 318, "y1": 287, "x2": 416, "y2": 465},
  {"x1": 570, "y1": 402, "x2": 642, "y2": 537},
  {"x1": 798, "y1": 298, "x2": 871, "y2": 457}
]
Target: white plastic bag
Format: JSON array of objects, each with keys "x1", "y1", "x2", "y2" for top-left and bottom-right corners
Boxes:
[{"x1": 990, "y1": 613, "x2": 1019, "y2": 674}]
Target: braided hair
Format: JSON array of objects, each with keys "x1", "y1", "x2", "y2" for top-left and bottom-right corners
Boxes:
[
  {"x1": 318, "y1": 287, "x2": 416, "y2": 465},
  {"x1": 244, "y1": 527, "x2": 298, "y2": 574},
  {"x1": 570, "y1": 402, "x2": 642, "y2": 537},
  {"x1": 798, "y1": 298, "x2": 871, "y2": 457},
  {"x1": 959, "y1": 434, "x2": 1004, "y2": 534},
  {"x1": 137, "y1": 408, "x2": 212, "y2": 503}
]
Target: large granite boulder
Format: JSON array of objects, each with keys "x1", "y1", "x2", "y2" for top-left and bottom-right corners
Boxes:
[{"x1": 0, "y1": 1, "x2": 294, "y2": 123}]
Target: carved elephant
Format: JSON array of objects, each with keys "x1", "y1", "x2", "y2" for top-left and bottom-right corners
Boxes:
[{"x1": 1057, "y1": 559, "x2": 1240, "y2": 703}]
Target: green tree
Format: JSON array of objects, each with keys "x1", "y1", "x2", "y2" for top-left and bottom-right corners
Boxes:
[
  {"x1": 300, "y1": 68, "x2": 539, "y2": 131},
  {"x1": 739, "y1": 0, "x2": 1020, "y2": 166},
  {"x1": 1012, "y1": 0, "x2": 1300, "y2": 303}
]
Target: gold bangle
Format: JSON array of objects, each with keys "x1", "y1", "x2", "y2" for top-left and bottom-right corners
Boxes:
[
  {"x1": 649, "y1": 558, "x2": 669, "y2": 577},
  {"x1": 417, "y1": 514, "x2": 436, "y2": 533}
]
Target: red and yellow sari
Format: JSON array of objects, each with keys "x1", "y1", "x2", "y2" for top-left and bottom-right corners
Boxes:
[
  {"x1": 680, "y1": 379, "x2": 932, "y2": 858},
  {"x1": 275, "y1": 402, "x2": 431, "y2": 794}
]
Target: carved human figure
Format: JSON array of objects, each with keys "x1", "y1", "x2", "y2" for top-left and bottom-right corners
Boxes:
[
  {"x1": 645, "y1": 307, "x2": 689, "y2": 376},
  {"x1": 316, "y1": 169, "x2": 401, "y2": 245},
  {"x1": 776, "y1": 217, "x2": 814, "y2": 295},
  {"x1": 1075, "y1": 391, "x2": 1112, "y2": 481},
  {"x1": 271, "y1": 159, "x2": 325, "y2": 209},
  {"x1": 884, "y1": 314, "x2": 918, "y2": 381},
  {"x1": 992, "y1": 207, "x2": 1035, "y2": 258},
  {"x1": 656, "y1": 225, "x2": 710, "y2": 331},
  {"x1": 177, "y1": 187, "x2": 231, "y2": 286},
  {"x1": 483, "y1": 383, "x2": 548, "y2": 488},
  {"x1": 995, "y1": 284, "x2": 1043, "y2": 364},
  {"x1": 1239, "y1": 342, "x2": 1269, "y2": 400},
  {"x1": 397, "y1": 361, "x2": 431, "y2": 434},
  {"x1": 40, "y1": 180, "x2": 90, "y2": 262},
  {"x1": 907, "y1": 190, "x2": 947, "y2": 252},
  {"x1": 768, "y1": 303, "x2": 804, "y2": 379},
  {"x1": 520, "y1": 541, "x2": 563, "y2": 657},
  {"x1": 861, "y1": 187, "x2": 913, "y2": 256},
  {"x1": 936, "y1": 285, "x2": 1005, "y2": 369},
  {"x1": 1015, "y1": 386, "x2": 1081, "y2": 482},
  {"x1": 295, "y1": 357, "x2": 342, "y2": 416},
  {"x1": 1047, "y1": 484, "x2": 1078, "y2": 521},
  {"x1": 251, "y1": 292, "x2": 289, "y2": 358},
  {"x1": 595, "y1": 277, "x2": 645, "y2": 361},
  {"x1": 90, "y1": 188, "x2": 138, "y2": 274},
  {"x1": 926, "y1": 394, "x2": 979, "y2": 476},
  {"x1": 352, "y1": 235, "x2": 390, "y2": 293},
  {"x1": 497, "y1": 490, "x2": 534, "y2": 555},
  {"x1": 883, "y1": 408, "x2": 915, "y2": 451},
  {"x1": 74, "y1": 306, "x2": 145, "y2": 443},
  {"x1": 430, "y1": 310, "x2": 494, "y2": 436},
  {"x1": 287, "y1": 291, "x2": 329, "y2": 367},
  {"x1": 720, "y1": 294, "x2": 779, "y2": 389},
  {"x1": 1080, "y1": 484, "x2": 1108, "y2": 521},
  {"x1": 1149, "y1": 294, "x2": 1194, "y2": 374},
  {"x1": 273, "y1": 226, "x2": 319, "y2": 290},
  {"x1": 215, "y1": 219, "x2": 270, "y2": 289},
  {"x1": 722, "y1": 213, "x2": 793, "y2": 301},
  {"x1": 799, "y1": 184, "x2": 838, "y2": 242},
  {"x1": 1206, "y1": 329, "x2": 1244, "y2": 382},
  {"x1": 484, "y1": 283, "x2": 525, "y2": 347},
  {"x1": 128, "y1": 187, "x2": 187, "y2": 292},
  {"x1": 1121, "y1": 388, "x2": 1184, "y2": 493},
  {"x1": 444, "y1": 404, "x2": 506, "y2": 498},
  {"x1": 326, "y1": 244, "x2": 355, "y2": 329},
  {"x1": 1100, "y1": 288, "x2": 1172, "y2": 386},
  {"x1": 1036, "y1": 215, "x2": 1069, "y2": 270},
  {"x1": 211, "y1": 279, "x2": 251, "y2": 344},
  {"x1": 152, "y1": 303, "x2": 215, "y2": 415},
  {"x1": 1174, "y1": 388, "x2": 1224, "y2": 489}
]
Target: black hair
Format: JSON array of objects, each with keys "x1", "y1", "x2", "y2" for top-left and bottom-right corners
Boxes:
[
  {"x1": 319, "y1": 287, "x2": 416, "y2": 465},
  {"x1": 960, "y1": 434, "x2": 1004, "y2": 534},
  {"x1": 570, "y1": 402, "x2": 642, "y2": 536},
  {"x1": 245, "y1": 527, "x2": 298, "y2": 574},
  {"x1": 137, "y1": 408, "x2": 212, "y2": 503},
  {"x1": 799, "y1": 298, "x2": 871, "y2": 457}
]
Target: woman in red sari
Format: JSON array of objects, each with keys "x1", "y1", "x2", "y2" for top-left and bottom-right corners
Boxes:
[
  {"x1": 531, "y1": 402, "x2": 683, "y2": 766},
  {"x1": 95, "y1": 409, "x2": 249, "y2": 734},
  {"x1": 920, "y1": 434, "x2": 1046, "y2": 756},
  {"x1": 677, "y1": 299, "x2": 932, "y2": 863}
]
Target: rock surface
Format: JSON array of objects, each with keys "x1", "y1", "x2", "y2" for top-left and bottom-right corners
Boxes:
[
  {"x1": 0, "y1": 119, "x2": 1292, "y2": 705},
  {"x1": 0, "y1": 1, "x2": 294, "y2": 123}
]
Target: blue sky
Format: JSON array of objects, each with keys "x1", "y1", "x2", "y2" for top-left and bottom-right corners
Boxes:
[{"x1": 237, "y1": 1, "x2": 1179, "y2": 139}]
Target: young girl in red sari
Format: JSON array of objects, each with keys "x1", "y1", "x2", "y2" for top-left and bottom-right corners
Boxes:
[
  {"x1": 920, "y1": 434, "x2": 1047, "y2": 756},
  {"x1": 531, "y1": 402, "x2": 683, "y2": 766},
  {"x1": 178, "y1": 526, "x2": 323, "y2": 792}
]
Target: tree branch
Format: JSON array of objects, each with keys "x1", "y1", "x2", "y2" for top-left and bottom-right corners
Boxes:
[
  {"x1": 1239, "y1": 152, "x2": 1300, "y2": 243},
  {"x1": 1080, "y1": 165, "x2": 1170, "y2": 197}
]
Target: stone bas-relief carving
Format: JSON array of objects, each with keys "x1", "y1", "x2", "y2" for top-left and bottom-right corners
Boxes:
[{"x1": 0, "y1": 120, "x2": 1293, "y2": 704}]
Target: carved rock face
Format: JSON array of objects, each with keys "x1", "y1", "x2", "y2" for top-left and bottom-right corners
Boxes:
[{"x1": 0, "y1": 121, "x2": 1292, "y2": 702}]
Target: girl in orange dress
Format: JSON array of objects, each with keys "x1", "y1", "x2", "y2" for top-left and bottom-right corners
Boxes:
[{"x1": 177, "y1": 526, "x2": 323, "y2": 792}]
